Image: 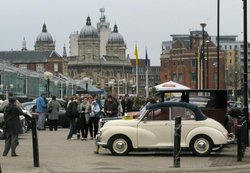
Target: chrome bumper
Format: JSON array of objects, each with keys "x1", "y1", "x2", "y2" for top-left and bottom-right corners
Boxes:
[{"x1": 227, "y1": 133, "x2": 236, "y2": 144}]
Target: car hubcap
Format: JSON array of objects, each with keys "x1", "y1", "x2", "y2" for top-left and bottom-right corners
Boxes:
[
  {"x1": 194, "y1": 138, "x2": 209, "y2": 153},
  {"x1": 113, "y1": 139, "x2": 128, "y2": 154}
]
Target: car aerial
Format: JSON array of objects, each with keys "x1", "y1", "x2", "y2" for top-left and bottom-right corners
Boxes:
[
  {"x1": 22, "y1": 99, "x2": 69, "y2": 128},
  {"x1": 96, "y1": 101, "x2": 233, "y2": 156}
]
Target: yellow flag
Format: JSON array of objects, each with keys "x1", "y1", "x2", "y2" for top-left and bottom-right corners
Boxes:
[{"x1": 134, "y1": 44, "x2": 138, "y2": 65}]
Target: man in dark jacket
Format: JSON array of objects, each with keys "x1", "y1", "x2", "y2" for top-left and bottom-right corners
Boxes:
[
  {"x1": 104, "y1": 95, "x2": 118, "y2": 117},
  {"x1": 121, "y1": 94, "x2": 133, "y2": 115},
  {"x1": 2, "y1": 97, "x2": 24, "y2": 157},
  {"x1": 66, "y1": 96, "x2": 78, "y2": 140}
]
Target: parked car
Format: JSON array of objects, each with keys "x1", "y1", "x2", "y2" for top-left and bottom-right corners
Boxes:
[
  {"x1": 96, "y1": 101, "x2": 233, "y2": 156},
  {"x1": 22, "y1": 100, "x2": 69, "y2": 128}
]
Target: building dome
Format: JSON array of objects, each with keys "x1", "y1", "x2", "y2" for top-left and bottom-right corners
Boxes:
[
  {"x1": 36, "y1": 24, "x2": 53, "y2": 43},
  {"x1": 107, "y1": 25, "x2": 124, "y2": 44},
  {"x1": 79, "y1": 16, "x2": 99, "y2": 38}
]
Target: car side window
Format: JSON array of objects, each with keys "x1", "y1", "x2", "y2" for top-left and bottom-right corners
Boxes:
[
  {"x1": 171, "y1": 107, "x2": 195, "y2": 120},
  {"x1": 147, "y1": 107, "x2": 169, "y2": 121}
]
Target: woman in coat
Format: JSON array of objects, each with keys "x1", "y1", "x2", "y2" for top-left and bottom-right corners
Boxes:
[
  {"x1": 2, "y1": 96, "x2": 24, "y2": 157},
  {"x1": 47, "y1": 96, "x2": 60, "y2": 131}
]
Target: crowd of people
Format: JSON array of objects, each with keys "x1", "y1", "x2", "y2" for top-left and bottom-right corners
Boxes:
[
  {"x1": 64, "y1": 93, "x2": 134, "y2": 140},
  {"x1": 1, "y1": 91, "x2": 156, "y2": 156},
  {"x1": 34, "y1": 92, "x2": 138, "y2": 140}
]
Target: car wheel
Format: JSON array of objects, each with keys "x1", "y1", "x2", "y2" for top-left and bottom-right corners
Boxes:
[
  {"x1": 109, "y1": 135, "x2": 132, "y2": 156},
  {"x1": 190, "y1": 135, "x2": 213, "y2": 156},
  {"x1": 23, "y1": 118, "x2": 29, "y2": 133}
]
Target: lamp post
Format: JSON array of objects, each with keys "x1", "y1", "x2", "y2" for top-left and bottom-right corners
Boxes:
[
  {"x1": 83, "y1": 77, "x2": 90, "y2": 93},
  {"x1": 108, "y1": 79, "x2": 115, "y2": 96},
  {"x1": 44, "y1": 71, "x2": 53, "y2": 98},
  {"x1": 234, "y1": 72, "x2": 238, "y2": 101},
  {"x1": 200, "y1": 23, "x2": 206, "y2": 89},
  {"x1": 54, "y1": 81, "x2": 58, "y2": 98},
  {"x1": 0, "y1": 84, "x2": 14, "y2": 99},
  {"x1": 242, "y1": 0, "x2": 249, "y2": 146},
  {"x1": 206, "y1": 40, "x2": 210, "y2": 89}
]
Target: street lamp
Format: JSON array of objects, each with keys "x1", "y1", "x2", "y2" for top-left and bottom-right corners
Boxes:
[
  {"x1": 234, "y1": 72, "x2": 238, "y2": 101},
  {"x1": 0, "y1": 84, "x2": 14, "y2": 99},
  {"x1": 54, "y1": 80, "x2": 58, "y2": 97},
  {"x1": 83, "y1": 77, "x2": 90, "y2": 93},
  {"x1": 44, "y1": 71, "x2": 53, "y2": 98},
  {"x1": 108, "y1": 79, "x2": 115, "y2": 96},
  {"x1": 206, "y1": 39, "x2": 210, "y2": 89},
  {"x1": 200, "y1": 23, "x2": 206, "y2": 89}
]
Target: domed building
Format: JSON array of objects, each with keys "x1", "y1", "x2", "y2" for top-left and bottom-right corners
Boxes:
[
  {"x1": 68, "y1": 10, "x2": 132, "y2": 95},
  {"x1": 78, "y1": 16, "x2": 100, "y2": 60},
  {"x1": 34, "y1": 24, "x2": 55, "y2": 51}
]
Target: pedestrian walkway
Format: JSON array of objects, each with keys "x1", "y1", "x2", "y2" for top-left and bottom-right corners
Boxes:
[{"x1": 0, "y1": 129, "x2": 250, "y2": 173}]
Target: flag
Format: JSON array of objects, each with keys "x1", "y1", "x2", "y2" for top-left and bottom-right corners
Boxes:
[
  {"x1": 145, "y1": 48, "x2": 148, "y2": 68},
  {"x1": 134, "y1": 44, "x2": 138, "y2": 65}
]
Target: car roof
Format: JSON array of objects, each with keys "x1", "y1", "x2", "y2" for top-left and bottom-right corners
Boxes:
[{"x1": 146, "y1": 101, "x2": 198, "y2": 110}]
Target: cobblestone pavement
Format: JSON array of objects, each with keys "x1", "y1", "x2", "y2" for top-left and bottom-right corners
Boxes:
[{"x1": 0, "y1": 129, "x2": 249, "y2": 173}]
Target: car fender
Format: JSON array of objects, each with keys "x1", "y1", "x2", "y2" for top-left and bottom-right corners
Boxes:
[
  {"x1": 186, "y1": 126, "x2": 228, "y2": 146},
  {"x1": 101, "y1": 126, "x2": 137, "y2": 148}
]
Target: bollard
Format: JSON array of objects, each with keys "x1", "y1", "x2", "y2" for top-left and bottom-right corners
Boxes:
[
  {"x1": 31, "y1": 118, "x2": 39, "y2": 167},
  {"x1": 237, "y1": 124, "x2": 242, "y2": 161},
  {"x1": 173, "y1": 116, "x2": 181, "y2": 168}
]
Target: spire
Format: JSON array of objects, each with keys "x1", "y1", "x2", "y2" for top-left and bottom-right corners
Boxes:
[
  {"x1": 63, "y1": 44, "x2": 67, "y2": 57},
  {"x1": 86, "y1": 16, "x2": 91, "y2": 26},
  {"x1": 42, "y1": 23, "x2": 47, "y2": 32},
  {"x1": 21, "y1": 37, "x2": 27, "y2": 51},
  {"x1": 113, "y1": 24, "x2": 118, "y2": 33}
]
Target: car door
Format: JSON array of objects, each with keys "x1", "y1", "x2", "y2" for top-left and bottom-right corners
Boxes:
[
  {"x1": 170, "y1": 106, "x2": 197, "y2": 147},
  {"x1": 137, "y1": 107, "x2": 173, "y2": 148}
]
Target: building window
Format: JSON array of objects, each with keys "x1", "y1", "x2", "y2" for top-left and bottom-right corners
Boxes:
[
  {"x1": 229, "y1": 45, "x2": 232, "y2": 50},
  {"x1": 19, "y1": 64, "x2": 27, "y2": 69},
  {"x1": 173, "y1": 73, "x2": 177, "y2": 81},
  {"x1": 54, "y1": 63, "x2": 58, "y2": 72},
  {"x1": 164, "y1": 75, "x2": 167, "y2": 80},
  {"x1": 36, "y1": 64, "x2": 44, "y2": 72},
  {"x1": 225, "y1": 45, "x2": 227, "y2": 50}
]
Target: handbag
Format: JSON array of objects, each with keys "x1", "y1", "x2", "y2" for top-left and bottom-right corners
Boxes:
[{"x1": 48, "y1": 105, "x2": 52, "y2": 113}]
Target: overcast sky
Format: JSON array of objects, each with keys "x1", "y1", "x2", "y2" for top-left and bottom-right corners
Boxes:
[{"x1": 0, "y1": 0, "x2": 248, "y2": 66}]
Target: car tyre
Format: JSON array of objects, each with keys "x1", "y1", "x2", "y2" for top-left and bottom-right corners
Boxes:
[
  {"x1": 109, "y1": 135, "x2": 132, "y2": 156},
  {"x1": 190, "y1": 135, "x2": 213, "y2": 156}
]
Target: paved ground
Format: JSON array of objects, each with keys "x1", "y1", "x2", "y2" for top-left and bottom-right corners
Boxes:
[{"x1": 0, "y1": 129, "x2": 250, "y2": 173}]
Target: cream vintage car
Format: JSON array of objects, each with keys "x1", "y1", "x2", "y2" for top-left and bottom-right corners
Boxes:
[{"x1": 96, "y1": 102, "x2": 233, "y2": 156}]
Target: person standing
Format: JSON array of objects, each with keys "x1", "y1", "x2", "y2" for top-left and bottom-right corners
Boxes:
[
  {"x1": 104, "y1": 95, "x2": 118, "y2": 117},
  {"x1": 36, "y1": 93, "x2": 47, "y2": 130},
  {"x1": 121, "y1": 94, "x2": 133, "y2": 115},
  {"x1": 66, "y1": 96, "x2": 78, "y2": 140},
  {"x1": 78, "y1": 96, "x2": 91, "y2": 140},
  {"x1": 2, "y1": 97, "x2": 25, "y2": 157},
  {"x1": 47, "y1": 96, "x2": 60, "y2": 131},
  {"x1": 89, "y1": 94, "x2": 100, "y2": 139}
]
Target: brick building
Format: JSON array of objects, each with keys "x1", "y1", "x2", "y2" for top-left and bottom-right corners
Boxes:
[{"x1": 160, "y1": 31, "x2": 226, "y2": 89}]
